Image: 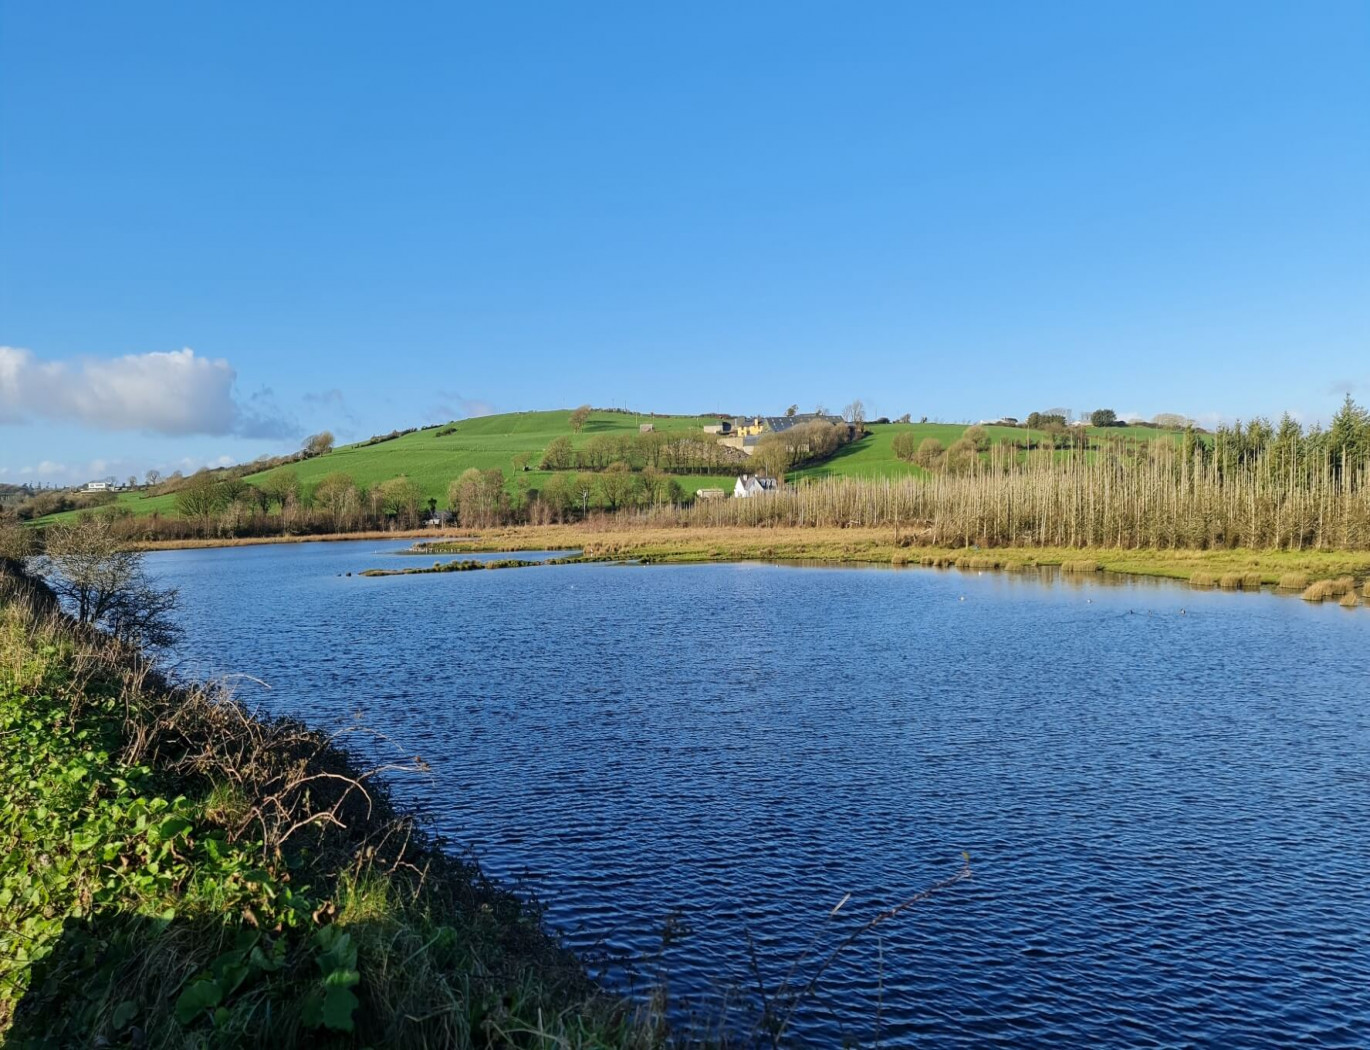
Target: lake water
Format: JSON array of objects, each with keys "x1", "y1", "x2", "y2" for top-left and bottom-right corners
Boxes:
[{"x1": 147, "y1": 540, "x2": 1370, "y2": 1048}]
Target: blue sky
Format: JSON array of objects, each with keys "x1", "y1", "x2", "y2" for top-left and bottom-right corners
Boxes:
[{"x1": 2, "y1": 1, "x2": 1367, "y2": 484}]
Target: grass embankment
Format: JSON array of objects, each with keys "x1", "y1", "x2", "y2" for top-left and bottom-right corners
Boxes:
[
  {"x1": 0, "y1": 570, "x2": 657, "y2": 1048},
  {"x1": 420, "y1": 525, "x2": 1370, "y2": 596}
]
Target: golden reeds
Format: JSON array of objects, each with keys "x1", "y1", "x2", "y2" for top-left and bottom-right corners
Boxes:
[
  {"x1": 646, "y1": 439, "x2": 1370, "y2": 553},
  {"x1": 1302, "y1": 577, "x2": 1356, "y2": 602}
]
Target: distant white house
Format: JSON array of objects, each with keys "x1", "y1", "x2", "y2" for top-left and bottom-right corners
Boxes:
[
  {"x1": 734, "y1": 474, "x2": 778, "y2": 498},
  {"x1": 81, "y1": 480, "x2": 113, "y2": 493}
]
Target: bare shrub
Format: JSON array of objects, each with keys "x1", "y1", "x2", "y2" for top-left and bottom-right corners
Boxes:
[{"x1": 35, "y1": 517, "x2": 182, "y2": 648}]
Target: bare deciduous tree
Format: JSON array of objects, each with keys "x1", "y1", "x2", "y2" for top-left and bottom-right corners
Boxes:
[
  {"x1": 175, "y1": 471, "x2": 228, "y2": 532},
  {"x1": 378, "y1": 476, "x2": 424, "y2": 527},
  {"x1": 314, "y1": 472, "x2": 360, "y2": 531},
  {"x1": 39, "y1": 517, "x2": 182, "y2": 649}
]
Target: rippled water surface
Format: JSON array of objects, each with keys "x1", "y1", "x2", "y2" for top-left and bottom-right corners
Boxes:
[{"x1": 149, "y1": 540, "x2": 1370, "y2": 1047}]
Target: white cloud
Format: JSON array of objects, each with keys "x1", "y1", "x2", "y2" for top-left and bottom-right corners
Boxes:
[
  {"x1": 428, "y1": 390, "x2": 496, "y2": 421},
  {"x1": 0, "y1": 345, "x2": 294, "y2": 437},
  {"x1": 13, "y1": 453, "x2": 241, "y2": 486}
]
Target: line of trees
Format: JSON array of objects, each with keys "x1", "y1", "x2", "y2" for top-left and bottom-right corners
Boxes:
[
  {"x1": 540, "y1": 429, "x2": 747, "y2": 475},
  {"x1": 752, "y1": 420, "x2": 853, "y2": 478},
  {"x1": 35, "y1": 459, "x2": 696, "y2": 541}
]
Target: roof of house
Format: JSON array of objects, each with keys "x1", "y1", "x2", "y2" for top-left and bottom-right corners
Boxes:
[
  {"x1": 737, "y1": 474, "x2": 778, "y2": 490},
  {"x1": 737, "y1": 413, "x2": 846, "y2": 433}
]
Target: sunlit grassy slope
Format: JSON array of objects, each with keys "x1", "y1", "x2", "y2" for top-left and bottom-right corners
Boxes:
[{"x1": 244, "y1": 409, "x2": 731, "y2": 498}]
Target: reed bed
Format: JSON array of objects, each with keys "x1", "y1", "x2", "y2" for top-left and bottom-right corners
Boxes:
[
  {"x1": 1339, "y1": 591, "x2": 1361, "y2": 608},
  {"x1": 1190, "y1": 572, "x2": 1217, "y2": 588},
  {"x1": 625, "y1": 442, "x2": 1370, "y2": 552},
  {"x1": 1279, "y1": 572, "x2": 1311, "y2": 591},
  {"x1": 1301, "y1": 577, "x2": 1357, "y2": 602}
]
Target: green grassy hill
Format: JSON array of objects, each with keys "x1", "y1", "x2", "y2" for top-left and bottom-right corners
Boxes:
[
  {"x1": 246, "y1": 409, "x2": 736, "y2": 498},
  {"x1": 38, "y1": 411, "x2": 1192, "y2": 524}
]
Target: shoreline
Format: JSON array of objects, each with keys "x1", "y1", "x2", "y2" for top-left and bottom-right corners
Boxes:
[
  {"x1": 0, "y1": 568, "x2": 645, "y2": 1045},
  {"x1": 127, "y1": 528, "x2": 478, "y2": 551},
  {"x1": 415, "y1": 525, "x2": 1370, "y2": 590},
  {"x1": 129, "y1": 524, "x2": 1370, "y2": 592}
]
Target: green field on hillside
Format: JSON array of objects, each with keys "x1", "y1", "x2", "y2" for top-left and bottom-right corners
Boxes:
[
  {"x1": 245, "y1": 409, "x2": 727, "y2": 497},
  {"x1": 38, "y1": 411, "x2": 1192, "y2": 523}
]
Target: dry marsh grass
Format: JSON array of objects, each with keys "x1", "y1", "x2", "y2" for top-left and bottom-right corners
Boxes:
[
  {"x1": 428, "y1": 524, "x2": 1370, "y2": 588},
  {"x1": 1339, "y1": 591, "x2": 1361, "y2": 608},
  {"x1": 1301, "y1": 577, "x2": 1357, "y2": 602},
  {"x1": 1190, "y1": 572, "x2": 1218, "y2": 588}
]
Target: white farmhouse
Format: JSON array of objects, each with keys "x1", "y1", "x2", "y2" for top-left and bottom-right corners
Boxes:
[{"x1": 734, "y1": 474, "x2": 778, "y2": 498}]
